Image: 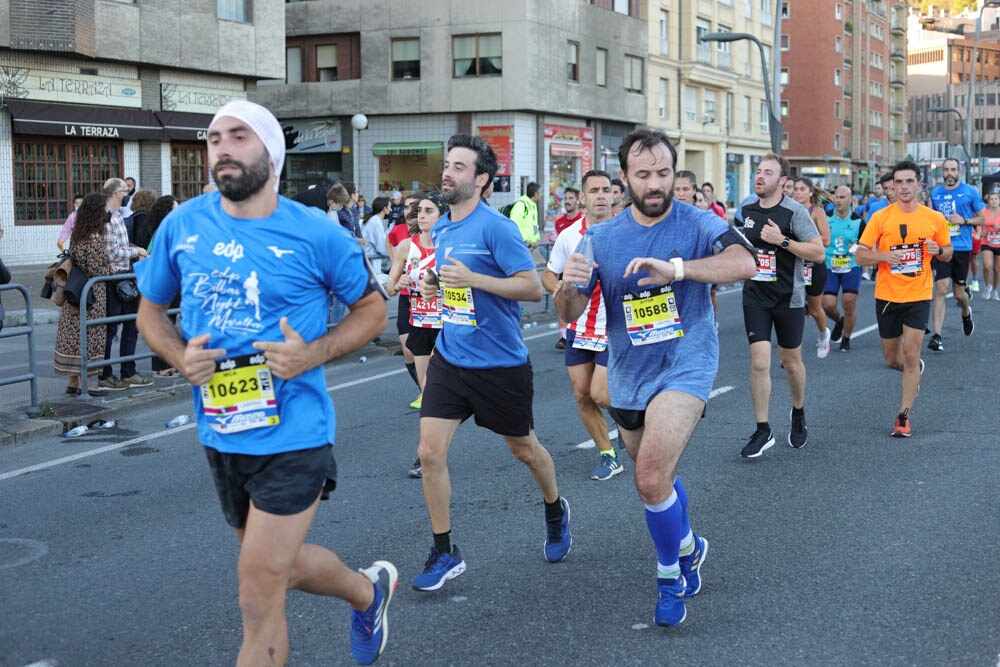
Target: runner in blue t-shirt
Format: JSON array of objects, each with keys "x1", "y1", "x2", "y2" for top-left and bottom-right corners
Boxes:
[
  {"x1": 409, "y1": 133, "x2": 571, "y2": 593},
  {"x1": 862, "y1": 173, "x2": 894, "y2": 280},
  {"x1": 821, "y1": 184, "x2": 865, "y2": 352},
  {"x1": 134, "y1": 101, "x2": 396, "y2": 666},
  {"x1": 927, "y1": 157, "x2": 984, "y2": 350},
  {"x1": 558, "y1": 128, "x2": 756, "y2": 628}
]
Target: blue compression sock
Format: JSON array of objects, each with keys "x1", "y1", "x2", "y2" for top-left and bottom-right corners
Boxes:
[{"x1": 645, "y1": 491, "x2": 683, "y2": 580}]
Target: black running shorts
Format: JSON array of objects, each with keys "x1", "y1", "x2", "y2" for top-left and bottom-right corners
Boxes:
[
  {"x1": 931, "y1": 251, "x2": 970, "y2": 285},
  {"x1": 204, "y1": 444, "x2": 335, "y2": 529},
  {"x1": 875, "y1": 299, "x2": 930, "y2": 339},
  {"x1": 805, "y1": 261, "x2": 828, "y2": 298},
  {"x1": 743, "y1": 304, "x2": 806, "y2": 349},
  {"x1": 421, "y1": 352, "x2": 534, "y2": 437},
  {"x1": 396, "y1": 296, "x2": 414, "y2": 336},
  {"x1": 405, "y1": 326, "x2": 440, "y2": 356}
]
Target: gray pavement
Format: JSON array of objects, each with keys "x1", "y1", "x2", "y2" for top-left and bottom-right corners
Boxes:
[{"x1": 0, "y1": 283, "x2": 997, "y2": 666}]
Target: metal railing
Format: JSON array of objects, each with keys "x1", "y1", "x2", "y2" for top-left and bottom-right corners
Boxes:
[
  {"x1": 77, "y1": 273, "x2": 179, "y2": 399},
  {"x1": 0, "y1": 284, "x2": 40, "y2": 415}
]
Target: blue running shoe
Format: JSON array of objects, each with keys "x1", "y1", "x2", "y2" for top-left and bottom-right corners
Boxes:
[
  {"x1": 543, "y1": 497, "x2": 572, "y2": 562},
  {"x1": 350, "y1": 560, "x2": 398, "y2": 665},
  {"x1": 411, "y1": 545, "x2": 466, "y2": 591},
  {"x1": 654, "y1": 575, "x2": 687, "y2": 627},
  {"x1": 680, "y1": 535, "x2": 709, "y2": 597},
  {"x1": 590, "y1": 453, "x2": 624, "y2": 481}
]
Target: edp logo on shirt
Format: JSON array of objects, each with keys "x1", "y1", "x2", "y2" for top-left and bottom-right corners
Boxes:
[{"x1": 213, "y1": 239, "x2": 245, "y2": 262}]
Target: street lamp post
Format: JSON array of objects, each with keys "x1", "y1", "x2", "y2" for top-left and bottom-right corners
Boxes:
[
  {"x1": 351, "y1": 113, "x2": 368, "y2": 192},
  {"x1": 700, "y1": 31, "x2": 783, "y2": 154},
  {"x1": 928, "y1": 106, "x2": 969, "y2": 175},
  {"x1": 967, "y1": 0, "x2": 1000, "y2": 183}
]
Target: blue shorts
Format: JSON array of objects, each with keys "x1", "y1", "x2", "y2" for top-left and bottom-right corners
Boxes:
[
  {"x1": 824, "y1": 266, "x2": 862, "y2": 295},
  {"x1": 564, "y1": 328, "x2": 609, "y2": 368}
]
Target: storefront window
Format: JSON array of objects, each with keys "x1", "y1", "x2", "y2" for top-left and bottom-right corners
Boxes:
[
  {"x1": 282, "y1": 153, "x2": 344, "y2": 197},
  {"x1": 171, "y1": 143, "x2": 208, "y2": 202},
  {"x1": 13, "y1": 138, "x2": 121, "y2": 224},
  {"x1": 374, "y1": 143, "x2": 444, "y2": 194}
]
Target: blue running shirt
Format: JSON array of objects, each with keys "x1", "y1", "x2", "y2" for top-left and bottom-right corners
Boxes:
[
  {"x1": 135, "y1": 192, "x2": 369, "y2": 455},
  {"x1": 930, "y1": 182, "x2": 985, "y2": 251},
  {"x1": 430, "y1": 201, "x2": 537, "y2": 368},
  {"x1": 584, "y1": 203, "x2": 730, "y2": 408}
]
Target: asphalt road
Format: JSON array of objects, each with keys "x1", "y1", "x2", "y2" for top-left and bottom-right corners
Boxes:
[{"x1": 0, "y1": 284, "x2": 997, "y2": 666}]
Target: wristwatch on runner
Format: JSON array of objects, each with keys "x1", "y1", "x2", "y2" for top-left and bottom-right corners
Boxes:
[{"x1": 780, "y1": 237, "x2": 790, "y2": 249}]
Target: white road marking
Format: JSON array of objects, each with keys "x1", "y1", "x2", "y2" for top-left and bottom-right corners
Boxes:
[
  {"x1": 575, "y1": 386, "x2": 734, "y2": 449},
  {"x1": 0, "y1": 538, "x2": 49, "y2": 572},
  {"x1": 0, "y1": 370, "x2": 408, "y2": 483}
]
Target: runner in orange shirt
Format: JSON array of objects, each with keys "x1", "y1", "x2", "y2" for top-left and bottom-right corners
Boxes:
[{"x1": 856, "y1": 160, "x2": 952, "y2": 438}]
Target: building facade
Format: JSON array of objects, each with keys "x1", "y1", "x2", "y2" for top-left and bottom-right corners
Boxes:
[
  {"x1": 253, "y1": 0, "x2": 647, "y2": 224},
  {"x1": 0, "y1": 0, "x2": 284, "y2": 264},
  {"x1": 907, "y1": 5, "x2": 1000, "y2": 183},
  {"x1": 643, "y1": 0, "x2": 780, "y2": 207},
  {"x1": 781, "y1": 0, "x2": 907, "y2": 192}
]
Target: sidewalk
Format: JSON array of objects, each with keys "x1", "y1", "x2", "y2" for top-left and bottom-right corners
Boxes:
[{"x1": 0, "y1": 262, "x2": 556, "y2": 447}]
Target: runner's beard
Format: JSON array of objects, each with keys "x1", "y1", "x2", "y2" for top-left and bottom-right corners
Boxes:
[
  {"x1": 212, "y1": 151, "x2": 271, "y2": 202},
  {"x1": 442, "y1": 178, "x2": 478, "y2": 205},
  {"x1": 633, "y1": 190, "x2": 672, "y2": 218}
]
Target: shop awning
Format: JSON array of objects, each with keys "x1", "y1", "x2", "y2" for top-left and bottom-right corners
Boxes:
[
  {"x1": 549, "y1": 142, "x2": 585, "y2": 157},
  {"x1": 372, "y1": 141, "x2": 443, "y2": 157},
  {"x1": 6, "y1": 99, "x2": 165, "y2": 140},
  {"x1": 155, "y1": 110, "x2": 215, "y2": 142}
]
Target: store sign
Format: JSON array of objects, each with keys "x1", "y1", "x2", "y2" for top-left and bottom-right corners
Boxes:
[
  {"x1": 161, "y1": 83, "x2": 246, "y2": 114},
  {"x1": 0, "y1": 67, "x2": 142, "y2": 108},
  {"x1": 283, "y1": 118, "x2": 343, "y2": 153},
  {"x1": 477, "y1": 125, "x2": 513, "y2": 177}
]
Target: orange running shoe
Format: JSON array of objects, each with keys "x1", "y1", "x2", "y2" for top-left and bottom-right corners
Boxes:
[{"x1": 891, "y1": 414, "x2": 911, "y2": 438}]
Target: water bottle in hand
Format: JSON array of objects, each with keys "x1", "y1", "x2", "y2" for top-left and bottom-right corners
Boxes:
[{"x1": 572, "y1": 230, "x2": 595, "y2": 290}]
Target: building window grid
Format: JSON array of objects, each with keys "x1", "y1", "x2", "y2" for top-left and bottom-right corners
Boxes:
[
  {"x1": 453, "y1": 33, "x2": 502, "y2": 77},
  {"x1": 392, "y1": 38, "x2": 421, "y2": 80},
  {"x1": 696, "y1": 19, "x2": 712, "y2": 62},
  {"x1": 704, "y1": 90, "x2": 717, "y2": 123},
  {"x1": 13, "y1": 139, "x2": 121, "y2": 224},
  {"x1": 625, "y1": 54, "x2": 644, "y2": 93},
  {"x1": 658, "y1": 78, "x2": 668, "y2": 118},
  {"x1": 171, "y1": 144, "x2": 208, "y2": 203},
  {"x1": 685, "y1": 85, "x2": 698, "y2": 123},
  {"x1": 596, "y1": 48, "x2": 608, "y2": 86},
  {"x1": 217, "y1": 0, "x2": 251, "y2": 22},
  {"x1": 567, "y1": 41, "x2": 580, "y2": 82},
  {"x1": 717, "y1": 25, "x2": 732, "y2": 68},
  {"x1": 760, "y1": 100, "x2": 769, "y2": 134},
  {"x1": 659, "y1": 10, "x2": 669, "y2": 56}
]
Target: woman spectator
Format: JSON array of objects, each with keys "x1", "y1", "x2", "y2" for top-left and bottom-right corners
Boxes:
[
  {"x1": 362, "y1": 196, "x2": 391, "y2": 276},
  {"x1": 54, "y1": 194, "x2": 114, "y2": 396},
  {"x1": 128, "y1": 189, "x2": 158, "y2": 250},
  {"x1": 145, "y1": 195, "x2": 180, "y2": 376}
]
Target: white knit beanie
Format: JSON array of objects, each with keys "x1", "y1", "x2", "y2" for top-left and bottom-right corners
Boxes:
[{"x1": 209, "y1": 100, "x2": 285, "y2": 193}]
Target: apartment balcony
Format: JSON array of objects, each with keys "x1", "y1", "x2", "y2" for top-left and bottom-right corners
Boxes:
[
  {"x1": 891, "y1": 102, "x2": 904, "y2": 114},
  {"x1": 891, "y1": 23, "x2": 905, "y2": 36},
  {"x1": 891, "y1": 50, "x2": 905, "y2": 62},
  {"x1": 890, "y1": 77, "x2": 905, "y2": 88}
]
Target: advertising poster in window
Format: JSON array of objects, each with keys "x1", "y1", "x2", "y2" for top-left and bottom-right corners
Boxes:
[
  {"x1": 545, "y1": 124, "x2": 593, "y2": 223},
  {"x1": 477, "y1": 125, "x2": 513, "y2": 192}
]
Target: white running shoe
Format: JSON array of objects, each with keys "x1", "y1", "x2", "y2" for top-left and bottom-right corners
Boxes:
[{"x1": 816, "y1": 327, "x2": 831, "y2": 359}]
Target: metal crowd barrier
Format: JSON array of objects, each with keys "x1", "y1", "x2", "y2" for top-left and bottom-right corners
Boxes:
[
  {"x1": 0, "y1": 284, "x2": 40, "y2": 415},
  {"x1": 76, "y1": 273, "x2": 179, "y2": 399}
]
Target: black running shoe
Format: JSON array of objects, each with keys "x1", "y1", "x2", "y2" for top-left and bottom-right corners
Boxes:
[
  {"x1": 839, "y1": 338, "x2": 851, "y2": 352},
  {"x1": 962, "y1": 307, "x2": 974, "y2": 336},
  {"x1": 789, "y1": 409, "x2": 808, "y2": 449},
  {"x1": 927, "y1": 334, "x2": 943, "y2": 351},
  {"x1": 830, "y1": 317, "x2": 845, "y2": 343},
  {"x1": 740, "y1": 430, "x2": 775, "y2": 458}
]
